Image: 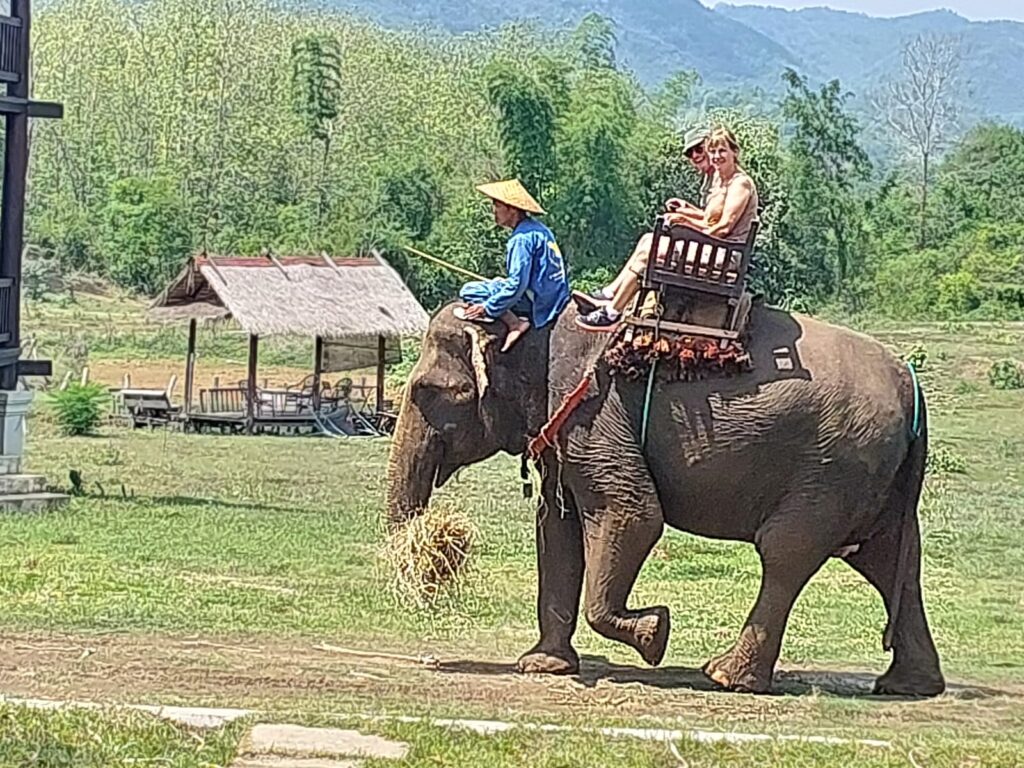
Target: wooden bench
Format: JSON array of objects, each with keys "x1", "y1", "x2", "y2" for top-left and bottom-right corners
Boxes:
[
  {"x1": 628, "y1": 215, "x2": 759, "y2": 341},
  {"x1": 119, "y1": 388, "x2": 181, "y2": 428}
]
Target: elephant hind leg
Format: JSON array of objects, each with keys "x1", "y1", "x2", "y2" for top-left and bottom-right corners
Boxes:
[
  {"x1": 580, "y1": 502, "x2": 669, "y2": 667},
  {"x1": 705, "y1": 514, "x2": 835, "y2": 694},
  {"x1": 844, "y1": 517, "x2": 945, "y2": 697}
]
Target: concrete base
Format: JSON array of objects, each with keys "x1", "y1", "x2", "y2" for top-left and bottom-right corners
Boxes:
[
  {"x1": 0, "y1": 391, "x2": 68, "y2": 513},
  {"x1": 0, "y1": 390, "x2": 33, "y2": 459}
]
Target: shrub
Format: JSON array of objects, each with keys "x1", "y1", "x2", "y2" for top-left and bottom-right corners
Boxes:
[
  {"x1": 953, "y1": 379, "x2": 980, "y2": 396},
  {"x1": 926, "y1": 445, "x2": 968, "y2": 476},
  {"x1": 901, "y1": 344, "x2": 929, "y2": 371},
  {"x1": 936, "y1": 271, "x2": 982, "y2": 317},
  {"x1": 49, "y1": 383, "x2": 109, "y2": 436},
  {"x1": 988, "y1": 359, "x2": 1024, "y2": 390}
]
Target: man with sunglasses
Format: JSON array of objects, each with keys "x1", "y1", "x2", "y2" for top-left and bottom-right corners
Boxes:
[{"x1": 579, "y1": 126, "x2": 712, "y2": 310}]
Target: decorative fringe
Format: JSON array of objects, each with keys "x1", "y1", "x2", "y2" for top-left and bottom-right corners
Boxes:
[{"x1": 605, "y1": 332, "x2": 750, "y2": 382}]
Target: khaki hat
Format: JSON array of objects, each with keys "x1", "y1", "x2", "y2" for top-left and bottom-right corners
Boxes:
[
  {"x1": 682, "y1": 127, "x2": 709, "y2": 155},
  {"x1": 476, "y1": 179, "x2": 546, "y2": 215}
]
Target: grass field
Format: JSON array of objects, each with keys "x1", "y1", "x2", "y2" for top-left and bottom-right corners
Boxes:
[{"x1": 3, "y1": 295, "x2": 1024, "y2": 766}]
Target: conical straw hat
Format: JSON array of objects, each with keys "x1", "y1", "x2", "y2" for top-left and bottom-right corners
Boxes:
[{"x1": 476, "y1": 179, "x2": 546, "y2": 215}]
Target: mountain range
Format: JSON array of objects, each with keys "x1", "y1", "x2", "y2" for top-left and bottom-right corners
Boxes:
[{"x1": 315, "y1": 0, "x2": 1024, "y2": 124}]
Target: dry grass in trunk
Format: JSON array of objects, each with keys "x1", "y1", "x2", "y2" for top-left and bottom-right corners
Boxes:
[{"x1": 381, "y1": 503, "x2": 478, "y2": 606}]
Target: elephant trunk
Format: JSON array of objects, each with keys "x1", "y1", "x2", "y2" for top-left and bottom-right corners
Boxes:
[{"x1": 385, "y1": 391, "x2": 441, "y2": 529}]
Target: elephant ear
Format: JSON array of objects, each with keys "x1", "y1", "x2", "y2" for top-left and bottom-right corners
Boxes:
[{"x1": 463, "y1": 325, "x2": 492, "y2": 400}]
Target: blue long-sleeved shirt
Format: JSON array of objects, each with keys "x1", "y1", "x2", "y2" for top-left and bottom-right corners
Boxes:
[{"x1": 483, "y1": 219, "x2": 570, "y2": 329}]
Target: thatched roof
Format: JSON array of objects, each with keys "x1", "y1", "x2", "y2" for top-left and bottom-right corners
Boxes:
[{"x1": 150, "y1": 253, "x2": 430, "y2": 340}]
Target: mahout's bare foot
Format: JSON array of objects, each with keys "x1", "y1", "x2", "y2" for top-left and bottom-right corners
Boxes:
[{"x1": 501, "y1": 317, "x2": 531, "y2": 352}]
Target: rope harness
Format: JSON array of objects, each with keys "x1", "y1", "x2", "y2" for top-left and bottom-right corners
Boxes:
[
  {"x1": 641, "y1": 358, "x2": 658, "y2": 451},
  {"x1": 907, "y1": 362, "x2": 923, "y2": 441},
  {"x1": 527, "y1": 375, "x2": 593, "y2": 460}
]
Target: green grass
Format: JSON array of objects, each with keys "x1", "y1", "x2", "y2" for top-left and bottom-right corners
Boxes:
[
  {"x1": 0, "y1": 703, "x2": 241, "y2": 767},
  {"x1": 4, "y1": 704, "x2": 1024, "y2": 767},
  {"x1": 5, "y1": 299, "x2": 1024, "y2": 765}
]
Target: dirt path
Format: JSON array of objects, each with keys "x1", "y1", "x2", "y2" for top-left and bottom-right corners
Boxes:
[{"x1": 2, "y1": 632, "x2": 1020, "y2": 735}]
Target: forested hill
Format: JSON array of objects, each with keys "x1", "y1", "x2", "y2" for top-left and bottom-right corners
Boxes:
[
  {"x1": 717, "y1": 5, "x2": 1024, "y2": 124},
  {"x1": 317, "y1": 0, "x2": 1024, "y2": 123},
  {"x1": 312, "y1": 0, "x2": 801, "y2": 86}
]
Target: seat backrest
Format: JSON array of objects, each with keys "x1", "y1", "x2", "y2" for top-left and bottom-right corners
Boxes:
[{"x1": 644, "y1": 216, "x2": 759, "y2": 298}]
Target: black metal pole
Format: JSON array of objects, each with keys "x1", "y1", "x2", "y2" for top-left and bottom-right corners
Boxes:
[{"x1": 0, "y1": 0, "x2": 30, "y2": 389}]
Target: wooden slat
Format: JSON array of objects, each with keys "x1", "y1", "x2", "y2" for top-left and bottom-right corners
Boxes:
[
  {"x1": 648, "y1": 271, "x2": 745, "y2": 298},
  {"x1": 17, "y1": 359, "x2": 52, "y2": 377},
  {"x1": 625, "y1": 317, "x2": 740, "y2": 341},
  {"x1": 26, "y1": 100, "x2": 62, "y2": 118}
]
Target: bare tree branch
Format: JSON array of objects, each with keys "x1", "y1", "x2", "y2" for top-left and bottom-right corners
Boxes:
[{"x1": 873, "y1": 34, "x2": 964, "y2": 248}]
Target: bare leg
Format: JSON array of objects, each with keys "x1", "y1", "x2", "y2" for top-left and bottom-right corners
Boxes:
[
  {"x1": 500, "y1": 311, "x2": 531, "y2": 352},
  {"x1": 609, "y1": 233, "x2": 670, "y2": 315}
]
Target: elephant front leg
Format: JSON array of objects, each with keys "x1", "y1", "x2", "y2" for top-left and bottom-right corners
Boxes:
[
  {"x1": 581, "y1": 506, "x2": 670, "y2": 667},
  {"x1": 517, "y1": 458, "x2": 584, "y2": 676}
]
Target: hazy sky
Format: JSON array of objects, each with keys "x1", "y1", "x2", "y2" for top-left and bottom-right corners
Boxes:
[{"x1": 704, "y1": 1, "x2": 1024, "y2": 22}]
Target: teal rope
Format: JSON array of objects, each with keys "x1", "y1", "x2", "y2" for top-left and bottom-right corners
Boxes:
[
  {"x1": 641, "y1": 358, "x2": 658, "y2": 450},
  {"x1": 907, "y1": 362, "x2": 922, "y2": 440}
]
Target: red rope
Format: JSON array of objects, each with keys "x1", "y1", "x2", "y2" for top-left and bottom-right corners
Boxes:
[{"x1": 527, "y1": 376, "x2": 592, "y2": 459}]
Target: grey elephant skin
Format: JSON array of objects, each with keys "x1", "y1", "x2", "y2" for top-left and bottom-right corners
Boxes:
[{"x1": 386, "y1": 301, "x2": 945, "y2": 697}]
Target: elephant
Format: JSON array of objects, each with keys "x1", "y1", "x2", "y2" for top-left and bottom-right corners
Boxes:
[{"x1": 386, "y1": 299, "x2": 945, "y2": 697}]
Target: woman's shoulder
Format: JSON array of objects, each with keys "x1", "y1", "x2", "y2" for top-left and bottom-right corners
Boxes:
[{"x1": 735, "y1": 168, "x2": 757, "y2": 191}]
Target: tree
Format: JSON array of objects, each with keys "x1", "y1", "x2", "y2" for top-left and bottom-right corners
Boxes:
[
  {"x1": 98, "y1": 176, "x2": 192, "y2": 294},
  {"x1": 554, "y1": 68, "x2": 638, "y2": 273},
  {"x1": 781, "y1": 70, "x2": 871, "y2": 304},
  {"x1": 291, "y1": 33, "x2": 343, "y2": 238},
  {"x1": 570, "y1": 13, "x2": 616, "y2": 71},
  {"x1": 484, "y1": 59, "x2": 560, "y2": 204},
  {"x1": 875, "y1": 34, "x2": 964, "y2": 249},
  {"x1": 936, "y1": 123, "x2": 1024, "y2": 230}
]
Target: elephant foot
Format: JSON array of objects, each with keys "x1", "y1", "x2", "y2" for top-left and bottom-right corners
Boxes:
[
  {"x1": 517, "y1": 644, "x2": 580, "y2": 676},
  {"x1": 633, "y1": 606, "x2": 671, "y2": 667},
  {"x1": 703, "y1": 649, "x2": 772, "y2": 694},
  {"x1": 873, "y1": 665, "x2": 945, "y2": 697}
]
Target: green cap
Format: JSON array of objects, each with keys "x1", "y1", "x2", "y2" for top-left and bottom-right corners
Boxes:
[{"x1": 682, "y1": 126, "x2": 709, "y2": 155}]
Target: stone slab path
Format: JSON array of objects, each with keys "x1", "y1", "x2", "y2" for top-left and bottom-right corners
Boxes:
[
  {"x1": 231, "y1": 723, "x2": 409, "y2": 766},
  {"x1": 2, "y1": 693, "x2": 893, "y2": 757}
]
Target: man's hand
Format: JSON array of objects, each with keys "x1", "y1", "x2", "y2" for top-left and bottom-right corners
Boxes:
[
  {"x1": 461, "y1": 303, "x2": 489, "y2": 320},
  {"x1": 664, "y1": 212, "x2": 690, "y2": 227},
  {"x1": 665, "y1": 198, "x2": 696, "y2": 213}
]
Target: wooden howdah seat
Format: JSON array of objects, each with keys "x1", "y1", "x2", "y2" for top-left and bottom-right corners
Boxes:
[{"x1": 626, "y1": 215, "x2": 759, "y2": 343}]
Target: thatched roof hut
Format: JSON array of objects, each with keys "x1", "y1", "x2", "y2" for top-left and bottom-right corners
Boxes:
[
  {"x1": 149, "y1": 252, "x2": 430, "y2": 432},
  {"x1": 151, "y1": 252, "x2": 429, "y2": 339}
]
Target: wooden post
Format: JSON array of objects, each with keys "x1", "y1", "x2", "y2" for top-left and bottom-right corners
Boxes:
[
  {"x1": 0, "y1": 0, "x2": 31, "y2": 389},
  {"x1": 184, "y1": 318, "x2": 197, "y2": 416},
  {"x1": 312, "y1": 336, "x2": 324, "y2": 412},
  {"x1": 376, "y1": 335, "x2": 386, "y2": 414},
  {"x1": 246, "y1": 334, "x2": 259, "y2": 434}
]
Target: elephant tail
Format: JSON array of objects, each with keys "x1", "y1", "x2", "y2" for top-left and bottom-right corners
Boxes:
[{"x1": 882, "y1": 386, "x2": 928, "y2": 652}]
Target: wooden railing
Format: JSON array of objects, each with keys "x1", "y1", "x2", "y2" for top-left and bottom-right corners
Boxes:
[
  {"x1": 0, "y1": 277, "x2": 12, "y2": 344},
  {"x1": 0, "y1": 14, "x2": 22, "y2": 84}
]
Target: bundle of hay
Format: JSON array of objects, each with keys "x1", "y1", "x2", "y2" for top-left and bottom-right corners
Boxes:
[{"x1": 381, "y1": 502, "x2": 478, "y2": 606}]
